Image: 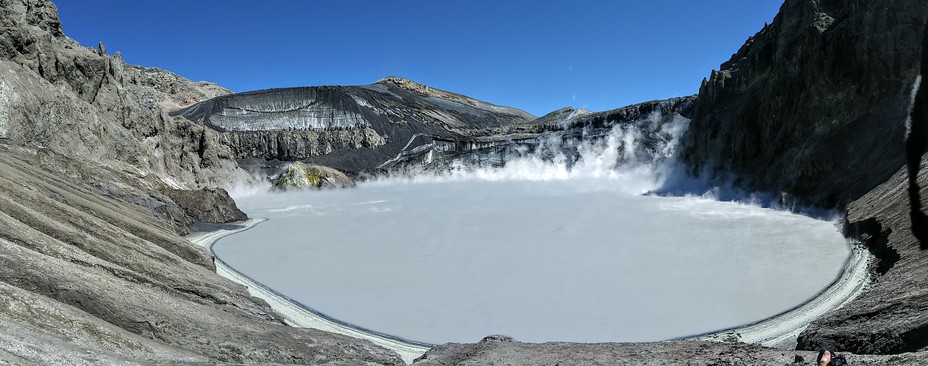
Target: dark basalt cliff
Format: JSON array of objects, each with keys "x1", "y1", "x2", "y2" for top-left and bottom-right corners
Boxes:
[
  {"x1": 175, "y1": 77, "x2": 538, "y2": 174},
  {"x1": 675, "y1": 0, "x2": 928, "y2": 355},
  {"x1": 683, "y1": 0, "x2": 928, "y2": 208},
  {"x1": 413, "y1": 0, "x2": 928, "y2": 362}
]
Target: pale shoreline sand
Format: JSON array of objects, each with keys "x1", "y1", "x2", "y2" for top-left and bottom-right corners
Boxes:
[{"x1": 187, "y1": 218, "x2": 870, "y2": 363}]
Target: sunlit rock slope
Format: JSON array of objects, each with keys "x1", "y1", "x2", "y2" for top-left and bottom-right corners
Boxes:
[{"x1": 0, "y1": 1, "x2": 404, "y2": 364}]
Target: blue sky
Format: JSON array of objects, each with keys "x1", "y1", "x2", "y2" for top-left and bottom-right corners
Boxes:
[{"x1": 56, "y1": 1, "x2": 782, "y2": 116}]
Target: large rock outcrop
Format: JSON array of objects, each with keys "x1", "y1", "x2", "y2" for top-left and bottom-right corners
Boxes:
[
  {"x1": 0, "y1": 0, "x2": 246, "y2": 189},
  {"x1": 682, "y1": 0, "x2": 928, "y2": 208}
]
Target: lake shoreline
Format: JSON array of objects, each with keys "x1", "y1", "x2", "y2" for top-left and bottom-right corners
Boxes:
[
  {"x1": 186, "y1": 218, "x2": 432, "y2": 364},
  {"x1": 188, "y1": 203, "x2": 869, "y2": 361}
]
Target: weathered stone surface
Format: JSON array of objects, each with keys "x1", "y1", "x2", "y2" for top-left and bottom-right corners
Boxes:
[
  {"x1": 795, "y1": 128, "x2": 928, "y2": 354},
  {"x1": 273, "y1": 162, "x2": 355, "y2": 190},
  {"x1": 682, "y1": 0, "x2": 928, "y2": 208},
  {"x1": 0, "y1": 0, "x2": 249, "y2": 189},
  {"x1": 412, "y1": 335, "x2": 928, "y2": 365},
  {"x1": 0, "y1": 1, "x2": 405, "y2": 364},
  {"x1": 0, "y1": 143, "x2": 403, "y2": 365},
  {"x1": 163, "y1": 187, "x2": 248, "y2": 224}
]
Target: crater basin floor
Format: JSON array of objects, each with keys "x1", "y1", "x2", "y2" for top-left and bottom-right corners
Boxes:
[{"x1": 215, "y1": 179, "x2": 850, "y2": 344}]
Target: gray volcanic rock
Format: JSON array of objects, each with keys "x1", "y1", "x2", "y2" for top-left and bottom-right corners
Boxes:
[
  {"x1": 272, "y1": 162, "x2": 356, "y2": 190},
  {"x1": 412, "y1": 335, "x2": 928, "y2": 365},
  {"x1": 0, "y1": 1, "x2": 405, "y2": 364},
  {"x1": 175, "y1": 76, "x2": 537, "y2": 173},
  {"x1": 380, "y1": 97, "x2": 696, "y2": 173},
  {"x1": 682, "y1": 0, "x2": 928, "y2": 208},
  {"x1": 796, "y1": 153, "x2": 928, "y2": 354},
  {"x1": 163, "y1": 187, "x2": 248, "y2": 224},
  {"x1": 0, "y1": 144, "x2": 403, "y2": 364},
  {"x1": 0, "y1": 0, "x2": 248, "y2": 189}
]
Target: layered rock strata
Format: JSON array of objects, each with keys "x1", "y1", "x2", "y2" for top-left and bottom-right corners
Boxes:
[{"x1": 175, "y1": 78, "x2": 538, "y2": 173}]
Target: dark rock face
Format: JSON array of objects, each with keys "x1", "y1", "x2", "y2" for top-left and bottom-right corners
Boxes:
[
  {"x1": 163, "y1": 187, "x2": 248, "y2": 224},
  {"x1": 677, "y1": 0, "x2": 928, "y2": 356},
  {"x1": 797, "y1": 153, "x2": 928, "y2": 354},
  {"x1": 175, "y1": 77, "x2": 538, "y2": 173},
  {"x1": 682, "y1": 0, "x2": 928, "y2": 208},
  {"x1": 907, "y1": 17, "x2": 928, "y2": 247}
]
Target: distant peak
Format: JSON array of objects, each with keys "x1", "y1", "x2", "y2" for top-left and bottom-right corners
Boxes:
[
  {"x1": 376, "y1": 76, "x2": 474, "y2": 104},
  {"x1": 376, "y1": 76, "x2": 436, "y2": 93},
  {"x1": 374, "y1": 76, "x2": 536, "y2": 119}
]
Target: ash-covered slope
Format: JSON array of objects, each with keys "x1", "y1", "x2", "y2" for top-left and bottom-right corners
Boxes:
[{"x1": 174, "y1": 76, "x2": 538, "y2": 173}]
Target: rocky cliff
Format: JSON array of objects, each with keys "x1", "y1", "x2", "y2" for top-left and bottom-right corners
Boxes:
[
  {"x1": 411, "y1": 0, "x2": 928, "y2": 362},
  {"x1": 675, "y1": 0, "x2": 928, "y2": 354},
  {"x1": 0, "y1": 1, "x2": 405, "y2": 364},
  {"x1": 682, "y1": 0, "x2": 928, "y2": 208},
  {"x1": 0, "y1": 0, "x2": 245, "y2": 190}
]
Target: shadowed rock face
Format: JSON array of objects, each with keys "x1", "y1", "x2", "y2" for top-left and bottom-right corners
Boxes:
[
  {"x1": 175, "y1": 78, "x2": 538, "y2": 173},
  {"x1": 683, "y1": 0, "x2": 928, "y2": 208},
  {"x1": 797, "y1": 154, "x2": 928, "y2": 354}
]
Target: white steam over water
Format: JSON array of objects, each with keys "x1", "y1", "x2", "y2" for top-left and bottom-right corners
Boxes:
[{"x1": 215, "y1": 116, "x2": 851, "y2": 344}]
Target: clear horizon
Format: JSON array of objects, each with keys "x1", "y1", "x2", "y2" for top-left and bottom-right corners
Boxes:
[{"x1": 56, "y1": 1, "x2": 783, "y2": 116}]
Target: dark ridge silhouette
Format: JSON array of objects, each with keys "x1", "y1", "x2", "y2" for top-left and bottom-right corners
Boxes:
[{"x1": 910, "y1": 16, "x2": 928, "y2": 249}]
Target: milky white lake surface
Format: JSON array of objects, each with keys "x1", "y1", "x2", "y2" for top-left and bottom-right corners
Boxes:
[{"x1": 214, "y1": 178, "x2": 850, "y2": 344}]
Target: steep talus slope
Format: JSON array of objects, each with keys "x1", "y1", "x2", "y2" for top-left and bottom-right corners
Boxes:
[
  {"x1": 0, "y1": 1, "x2": 405, "y2": 364},
  {"x1": 797, "y1": 154, "x2": 928, "y2": 353},
  {"x1": 683, "y1": 0, "x2": 928, "y2": 208},
  {"x1": 0, "y1": 144, "x2": 402, "y2": 365},
  {"x1": 175, "y1": 77, "x2": 537, "y2": 173}
]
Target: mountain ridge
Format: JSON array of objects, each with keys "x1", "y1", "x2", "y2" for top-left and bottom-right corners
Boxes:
[{"x1": 0, "y1": 0, "x2": 927, "y2": 364}]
